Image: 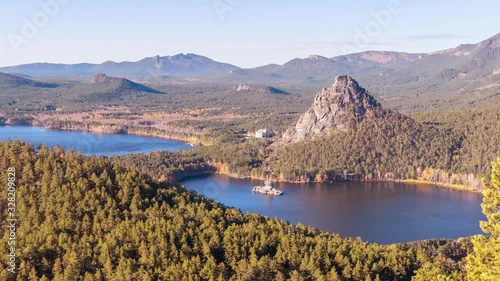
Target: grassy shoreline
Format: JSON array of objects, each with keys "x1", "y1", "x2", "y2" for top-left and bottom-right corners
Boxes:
[{"x1": 402, "y1": 179, "x2": 480, "y2": 193}]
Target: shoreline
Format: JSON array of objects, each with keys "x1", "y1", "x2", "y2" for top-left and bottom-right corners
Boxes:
[
  {"x1": 213, "y1": 171, "x2": 481, "y2": 193},
  {"x1": 1, "y1": 121, "x2": 204, "y2": 147},
  {"x1": 402, "y1": 179, "x2": 480, "y2": 193},
  {"x1": 1, "y1": 123, "x2": 482, "y2": 193}
]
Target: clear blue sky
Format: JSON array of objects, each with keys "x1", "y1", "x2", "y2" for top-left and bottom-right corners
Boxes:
[{"x1": 1, "y1": 0, "x2": 499, "y2": 68}]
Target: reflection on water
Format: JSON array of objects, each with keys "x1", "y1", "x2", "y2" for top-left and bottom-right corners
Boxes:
[
  {"x1": 183, "y1": 175, "x2": 485, "y2": 244},
  {"x1": 0, "y1": 125, "x2": 191, "y2": 155},
  {"x1": 1, "y1": 126, "x2": 484, "y2": 244}
]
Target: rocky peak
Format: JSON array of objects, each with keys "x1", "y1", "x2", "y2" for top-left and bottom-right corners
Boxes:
[
  {"x1": 232, "y1": 83, "x2": 288, "y2": 95},
  {"x1": 476, "y1": 32, "x2": 500, "y2": 49},
  {"x1": 235, "y1": 83, "x2": 254, "y2": 92},
  {"x1": 90, "y1": 73, "x2": 131, "y2": 86},
  {"x1": 306, "y1": 55, "x2": 329, "y2": 60},
  {"x1": 90, "y1": 73, "x2": 110, "y2": 83},
  {"x1": 283, "y1": 75, "x2": 380, "y2": 143}
]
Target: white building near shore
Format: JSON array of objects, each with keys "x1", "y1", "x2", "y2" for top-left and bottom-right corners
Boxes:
[{"x1": 255, "y1": 128, "x2": 273, "y2": 138}]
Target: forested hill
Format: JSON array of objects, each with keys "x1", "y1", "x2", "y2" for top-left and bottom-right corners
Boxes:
[
  {"x1": 106, "y1": 76, "x2": 499, "y2": 190},
  {"x1": 0, "y1": 140, "x2": 473, "y2": 280},
  {"x1": 274, "y1": 108, "x2": 465, "y2": 182},
  {"x1": 272, "y1": 77, "x2": 499, "y2": 187},
  {"x1": 0, "y1": 73, "x2": 58, "y2": 89}
]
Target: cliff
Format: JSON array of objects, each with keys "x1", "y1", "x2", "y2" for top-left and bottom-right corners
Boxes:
[{"x1": 283, "y1": 75, "x2": 380, "y2": 143}]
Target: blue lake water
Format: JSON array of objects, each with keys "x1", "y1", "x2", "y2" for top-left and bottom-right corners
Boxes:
[
  {"x1": 0, "y1": 125, "x2": 485, "y2": 244},
  {"x1": 182, "y1": 175, "x2": 485, "y2": 244},
  {"x1": 0, "y1": 125, "x2": 191, "y2": 155}
]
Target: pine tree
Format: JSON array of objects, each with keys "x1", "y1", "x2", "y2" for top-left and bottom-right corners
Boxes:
[{"x1": 467, "y1": 156, "x2": 500, "y2": 280}]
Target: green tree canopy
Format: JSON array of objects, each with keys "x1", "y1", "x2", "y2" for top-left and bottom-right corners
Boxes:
[{"x1": 466, "y1": 156, "x2": 500, "y2": 280}]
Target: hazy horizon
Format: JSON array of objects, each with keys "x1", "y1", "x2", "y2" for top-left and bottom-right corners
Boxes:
[{"x1": 1, "y1": 0, "x2": 499, "y2": 68}]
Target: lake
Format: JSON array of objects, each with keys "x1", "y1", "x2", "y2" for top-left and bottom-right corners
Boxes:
[
  {"x1": 0, "y1": 125, "x2": 191, "y2": 155},
  {"x1": 182, "y1": 175, "x2": 485, "y2": 244},
  {"x1": 0, "y1": 125, "x2": 485, "y2": 244}
]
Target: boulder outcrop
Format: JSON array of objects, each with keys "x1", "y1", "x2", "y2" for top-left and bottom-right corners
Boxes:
[{"x1": 283, "y1": 75, "x2": 380, "y2": 143}]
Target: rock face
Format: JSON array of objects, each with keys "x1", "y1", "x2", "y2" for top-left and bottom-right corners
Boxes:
[
  {"x1": 333, "y1": 51, "x2": 424, "y2": 68},
  {"x1": 283, "y1": 75, "x2": 380, "y2": 143},
  {"x1": 90, "y1": 73, "x2": 110, "y2": 83},
  {"x1": 233, "y1": 83, "x2": 288, "y2": 95},
  {"x1": 234, "y1": 83, "x2": 254, "y2": 92}
]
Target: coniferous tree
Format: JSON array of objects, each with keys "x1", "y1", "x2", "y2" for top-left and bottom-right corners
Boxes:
[
  {"x1": 0, "y1": 140, "x2": 480, "y2": 280},
  {"x1": 467, "y1": 156, "x2": 500, "y2": 280}
]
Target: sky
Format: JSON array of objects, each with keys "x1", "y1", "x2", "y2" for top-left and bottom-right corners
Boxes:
[{"x1": 0, "y1": 0, "x2": 499, "y2": 68}]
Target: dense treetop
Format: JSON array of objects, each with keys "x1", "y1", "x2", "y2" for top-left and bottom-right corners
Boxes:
[{"x1": 0, "y1": 140, "x2": 475, "y2": 280}]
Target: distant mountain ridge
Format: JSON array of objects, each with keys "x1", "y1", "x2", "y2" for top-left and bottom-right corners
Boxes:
[
  {"x1": 249, "y1": 51, "x2": 425, "y2": 80},
  {"x1": 356, "y1": 32, "x2": 500, "y2": 101},
  {"x1": 332, "y1": 51, "x2": 424, "y2": 68},
  {"x1": 0, "y1": 72, "x2": 58, "y2": 89},
  {"x1": 0, "y1": 54, "x2": 239, "y2": 78},
  {"x1": 0, "y1": 32, "x2": 498, "y2": 100},
  {"x1": 253, "y1": 55, "x2": 353, "y2": 78}
]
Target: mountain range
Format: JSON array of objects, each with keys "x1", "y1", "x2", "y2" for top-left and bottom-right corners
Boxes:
[
  {"x1": 1, "y1": 33, "x2": 497, "y2": 83},
  {"x1": 356, "y1": 32, "x2": 500, "y2": 94},
  {"x1": 0, "y1": 32, "x2": 498, "y2": 112},
  {"x1": 0, "y1": 53, "x2": 238, "y2": 78}
]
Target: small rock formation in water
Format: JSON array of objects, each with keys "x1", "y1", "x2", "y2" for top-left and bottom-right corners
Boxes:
[
  {"x1": 282, "y1": 75, "x2": 380, "y2": 143},
  {"x1": 252, "y1": 180, "x2": 283, "y2": 195}
]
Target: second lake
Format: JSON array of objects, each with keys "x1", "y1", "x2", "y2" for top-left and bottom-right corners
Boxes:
[{"x1": 182, "y1": 175, "x2": 485, "y2": 244}]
